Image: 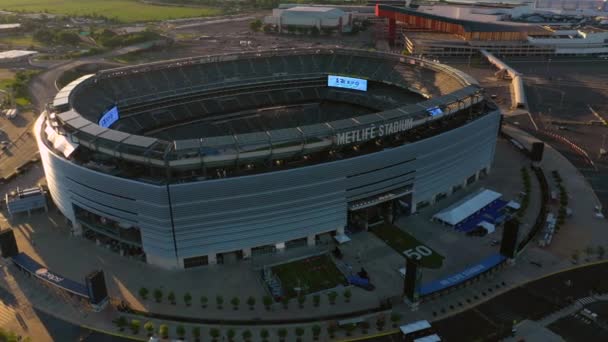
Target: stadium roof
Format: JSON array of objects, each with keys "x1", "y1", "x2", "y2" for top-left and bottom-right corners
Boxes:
[
  {"x1": 378, "y1": 5, "x2": 548, "y2": 33},
  {"x1": 433, "y1": 188, "x2": 502, "y2": 226}
]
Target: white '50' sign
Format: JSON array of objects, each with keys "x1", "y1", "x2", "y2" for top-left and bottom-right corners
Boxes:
[{"x1": 403, "y1": 245, "x2": 432, "y2": 260}]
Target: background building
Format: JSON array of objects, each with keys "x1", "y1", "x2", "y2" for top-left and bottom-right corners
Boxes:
[{"x1": 264, "y1": 6, "x2": 353, "y2": 33}]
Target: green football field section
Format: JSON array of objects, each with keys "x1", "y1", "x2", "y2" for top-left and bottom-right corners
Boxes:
[
  {"x1": 271, "y1": 254, "x2": 348, "y2": 299},
  {"x1": 0, "y1": 0, "x2": 221, "y2": 22},
  {"x1": 371, "y1": 224, "x2": 445, "y2": 269}
]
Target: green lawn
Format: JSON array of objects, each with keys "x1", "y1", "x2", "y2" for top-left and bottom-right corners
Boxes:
[
  {"x1": 271, "y1": 254, "x2": 347, "y2": 299},
  {"x1": 371, "y1": 224, "x2": 445, "y2": 269},
  {"x1": 0, "y1": 0, "x2": 221, "y2": 23}
]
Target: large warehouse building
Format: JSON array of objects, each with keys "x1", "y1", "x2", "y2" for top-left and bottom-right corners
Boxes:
[
  {"x1": 36, "y1": 49, "x2": 499, "y2": 269},
  {"x1": 264, "y1": 6, "x2": 352, "y2": 33}
]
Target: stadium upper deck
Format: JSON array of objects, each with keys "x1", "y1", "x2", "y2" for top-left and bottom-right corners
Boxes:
[{"x1": 45, "y1": 48, "x2": 485, "y2": 179}]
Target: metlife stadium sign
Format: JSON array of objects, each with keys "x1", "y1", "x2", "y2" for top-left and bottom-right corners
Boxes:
[
  {"x1": 98, "y1": 106, "x2": 119, "y2": 128},
  {"x1": 328, "y1": 75, "x2": 368, "y2": 92},
  {"x1": 335, "y1": 118, "x2": 414, "y2": 146}
]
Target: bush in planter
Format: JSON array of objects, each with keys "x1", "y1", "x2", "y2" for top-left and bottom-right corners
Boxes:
[
  {"x1": 184, "y1": 292, "x2": 192, "y2": 306},
  {"x1": 216, "y1": 295, "x2": 224, "y2": 309},
  {"x1": 295, "y1": 327, "x2": 305, "y2": 341},
  {"x1": 281, "y1": 297, "x2": 289, "y2": 309},
  {"x1": 130, "y1": 319, "x2": 140, "y2": 334},
  {"x1": 176, "y1": 325, "x2": 185, "y2": 339},
  {"x1": 143, "y1": 321, "x2": 154, "y2": 337},
  {"x1": 242, "y1": 329, "x2": 252, "y2": 342},
  {"x1": 200, "y1": 295, "x2": 208, "y2": 308},
  {"x1": 247, "y1": 296, "x2": 256, "y2": 310},
  {"x1": 138, "y1": 287, "x2": 149, "y2": 300},
  {"x1": 277, "y1": 327, "x2": 288, "y2": 342},
  {"x1": 192, "y1": 326, "x2": 201, "y2": 342},
  {"x1": 313, "y1": 294, "x2": 320, "y2": 307},
  {"x1": 227, "y1": 328, "x2": 236, "y2": 342},
  {"x1": 361, "y1": 321, "x2": 370, "y2": 334},
  {"x1": 263, "y1": 295, "x2": 273, "y2": 310},
  {"x1": 312, "y1": 324, "x2": 321, "y2": 340},
  {"x1": 376, "y1": 316, "x2": 386, "y2": 331},
  {"x1": 328, "y1": 325, "x2": 336, "y2": 339},
  {"x1": 114, "y1": 316, "x2": 127, "y2": 331},
  {"x1": 153, "y1": 289, "x2": 163, "y2": 303},
  {"x1": 344, "y1": 289, "x2": 352, "y2": 303},
  {"x1": 297, "y1": 294, "x2": 306, "y2": 308},
  {"x1": 390, "y1": 312, "x2": 402, "y2": 327},
  {"x1": 209, "y1": 328, "x2": 220, "y2": 342},
  {"x1": 168, "y1": 291, "x2": 176, "y2": 305},
  {"x1": 260, "y1": 328, "x2": 269, "y2": 342},
  {"x1": 159, "y1": 324, "x2": 169, "y2": 339},
  {"x1": 328, "y1": 291, "x2": 338, "y2": 305},
  {"x1": 344, "y1": 323, "x2": 356, "y2": 336},
  {"x1": 231, "y1": 297, "x2": 240, "y2": 310}
]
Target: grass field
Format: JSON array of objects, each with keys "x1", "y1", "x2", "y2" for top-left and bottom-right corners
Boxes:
[
  {"x1": 371, "y1": 224, "x2": 445, "y2": 269},
  {"x1": 0, "y1": 0, "x2": 221, "y2": 23},
  {"x1": 0, "y1": 34, "x2": 42, "y2": 48},
  {"x1": 272, "y1": 254, "x2": 347, "y2": 299}
]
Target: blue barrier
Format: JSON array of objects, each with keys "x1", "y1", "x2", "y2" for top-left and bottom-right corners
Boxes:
[
  {"x1": 420, "y1": 253, "x2": 506, "y2": 296},
  {"x1": 12, "y1": 253, "x2": 89, "y2": 299}
]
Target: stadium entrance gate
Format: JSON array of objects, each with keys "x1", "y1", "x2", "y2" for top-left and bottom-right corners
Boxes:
[{"x1": 348, "y1": 192, "x2": 413, "y2": 231}]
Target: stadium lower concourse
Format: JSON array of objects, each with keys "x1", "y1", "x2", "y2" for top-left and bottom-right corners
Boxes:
[{"x1": 36, "y1": 49, "x2": 500, "y2": 269}]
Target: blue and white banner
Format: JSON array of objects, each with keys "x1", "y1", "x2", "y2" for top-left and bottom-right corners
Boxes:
[
  {"x1": 328, "y1": 75, "x2": 368, "y2": 92},
  {"x1": 98, "y1": 106, "x2": 120, "y2": 128}
]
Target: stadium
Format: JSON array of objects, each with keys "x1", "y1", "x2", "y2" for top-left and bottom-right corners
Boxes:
[{"x1": 35, "y1": 48, "x2": 500, "y2": 269}]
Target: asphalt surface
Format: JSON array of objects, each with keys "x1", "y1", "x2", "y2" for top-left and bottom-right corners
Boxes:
[{"x1": 367, "y1": 262, "x2": 608, "y2": 342}]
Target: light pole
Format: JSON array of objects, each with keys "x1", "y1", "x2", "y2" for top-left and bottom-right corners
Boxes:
[{"x1": 546, "y1": 58, "x2": 551, "y2": 74}]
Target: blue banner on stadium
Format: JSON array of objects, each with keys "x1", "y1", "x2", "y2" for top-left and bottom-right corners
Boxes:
[
  {"x1": 12, "y1": 253, "x2": 89, "y2": 299},
  {"x1": 420, "y1": 254, "x2": 506, "y2": 295}
]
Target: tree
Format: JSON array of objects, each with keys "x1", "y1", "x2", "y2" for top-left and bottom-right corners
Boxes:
[
  {"x1": 361, "y1": 321, "x2": 370, "y2": 334},
  {"x1": 344, "y1": 323, "x2": 356, "y2": 336},
  {"x1": 168, "y1": 291, "x2": 176, "y2": 305},
  {"x1": 278, "y1": 327, "x2": 288, "y2": 342},
  {"x1": 184, "y1": 292, "x2": 192, "y2": 306},
  {"x1": 298, "y1": 294, "x2": 306, "y2": 308},
  {"x1": 153, "y1": 288, "x2": 163, "y2": 303},
  {"x1": 231, "y1": 296, "x2": 240, "y2": 310},
  {"x1": 242, "y1": 329, "x2": 252, "y2": 341},
  {"x1": 327, "y1": 324, "x2": 336, "y2": 338},
  {"x1": 598, "y1": 246, "x2": 605, "y2": 260},
  {"x1": 139, "y1": 287, "x2": 149, "y2": 300},
  {"x1": 312, "y1": 324, "x2": 321, "y2": 340},
  {"x1": 227, "y1": 328, "x2": 236, "y2": 342},
  {"x1": 322, "y1": 27, "x2": 333, "y2": 36},
  {"x1": 247, "y1": 296, "x2": 256, "y2": 310},
  {"x1": 144, "y1": 321, "x2": 154, "y2": 337},
  {"x1": 260, "y1": 328, "x2": 269, "y2": 342},
  {"x1": 391, "y1": 312, "x2": 402, "y2": 327},
  {"x1": 585, "y1": 246, "x2": 595, "y2": 260},
  {"x1": 200, "y1": 295, "x2": 208, "y2": 308},
  {"x1": 287, "y1": 25, "x2": 296, "y2": 34},
  {"x1": 282, "y1": 296, "x2": 289, "y2": 309},
  {"x1": 295, "y1": 327, "x2": 305, "y2": 341},
  {"x1": 115, "y1": 316, "x2": 127, "y2": 331},
  {"x1": 376, "y1": 315, "x2": 386, "y2": 331},
  {"x1": 310, "y1": 26, "x2": 320, "y2": 36},
  {"x1": 328, "y1": 291, "x2": 338, "y2": 305},
  {"x1": 209, "y1": 328, "x2": 220, "y2": 342},
  {"x1": 344, "y1": 289, "x2": 352, "y2": 303},
  {"x1": 216, "y1": 295, "x2": 224, "y2": 309},
  {"x1": 313, "y1": 294, "x2": 321, "y2": 307},
  {"x1": 193, "y1": 326, "x2": 201, "y2": 342},
  {"x1": 572, "y1": 251, "x2": 580, "y2": 264},
  {"x1": 130, "y1": 319, "x2": 140, "y2": 334},
  {"x1": 263, "y1": 24, "x2": 273, "y2": 33},
  {"x1": 250, "y1": 19, "x2": 263, "y2": 32},
  {"x1": 176, "y1": 325, "x2": 185, "y2": 339},
  {"x1": 263, "y1": 295, "x2": 273, "y2": 310},
  {"x1": 159, "y1": 324, "x2": 169, "y2": 338}
]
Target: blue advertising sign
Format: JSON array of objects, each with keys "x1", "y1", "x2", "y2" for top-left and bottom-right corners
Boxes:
[
  {"x1": 12, "y1": 253, "x2": 89, "y2": 298},
  {"x1": 420, "y1": 254, "x2": 506, "y2": 295},
  {"x1": 427, "y1": 107, "x2": 443, "y2": 117},
  {"x1": 328, "y1": 75, "x2": 368, "y2": 92},
  {"x1": 98, "y1": 106, "x2": 119, "y2": 128}
]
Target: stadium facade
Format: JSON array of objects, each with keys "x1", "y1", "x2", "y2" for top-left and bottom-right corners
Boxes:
[{"x1": 36, "y1": 49, "x2": 500, "y2": 269}]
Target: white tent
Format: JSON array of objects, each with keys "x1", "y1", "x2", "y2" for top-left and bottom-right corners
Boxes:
[
  {"x1": 433, "y1": 189, "x2": 502, "y2": 226},
  {"x1": 478, "y1": 221, "x2": 495, "y2": 234}
]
